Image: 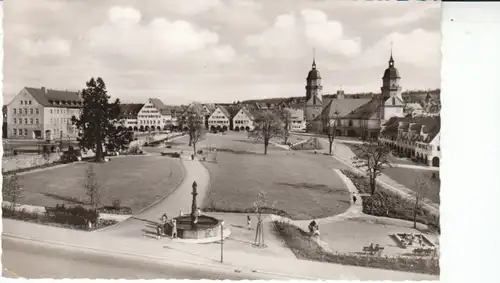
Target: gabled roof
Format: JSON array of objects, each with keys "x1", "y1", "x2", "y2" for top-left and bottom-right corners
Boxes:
[
  {"x1": 320, "y1": 98, "x2": 371, "y2": 119},
  {"x1": 25, "y1": 87, "x2": 83, "y2": 108},
  {"x1": 214, "y1": 105, "x2": 231, "y2": 119},
  {"x1": 120, "y1": 103, "x2": 143, "y2": 119},
  {"x1": 344, "y1": 99, "x2": 381, "y2": 119},
  {"x1": 149, "y1": 98, "x2": 166, "y2": 110},
  {"x1": 235, "y1": 107, "x2": 254, "y2": 120}
]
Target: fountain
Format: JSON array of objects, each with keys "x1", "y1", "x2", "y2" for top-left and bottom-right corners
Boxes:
[{"x1": 166, "y1": 181, "x2": 223, "y2": 240}]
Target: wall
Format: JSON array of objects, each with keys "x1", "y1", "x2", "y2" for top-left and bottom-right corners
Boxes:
[{"x1": 2, "y1": 152, "x2": 62, "y2": 173}]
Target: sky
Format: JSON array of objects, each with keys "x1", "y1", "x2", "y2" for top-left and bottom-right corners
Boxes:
[{"x1": 2, "y1": 0, "x2": 441, "y2": 105}]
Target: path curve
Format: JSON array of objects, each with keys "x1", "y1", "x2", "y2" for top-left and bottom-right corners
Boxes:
[{"x1": 96, "y1": 157, "x2": 211, "y2": 238}]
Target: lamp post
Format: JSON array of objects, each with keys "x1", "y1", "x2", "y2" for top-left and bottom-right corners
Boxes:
[{"x1": 220, "y1": 220, "x2": 225, "y2": 263}]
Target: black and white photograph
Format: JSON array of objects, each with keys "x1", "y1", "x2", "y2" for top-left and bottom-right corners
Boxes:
[{"x1": 1, "y1": 0, "x2": 443, "y2": 280}]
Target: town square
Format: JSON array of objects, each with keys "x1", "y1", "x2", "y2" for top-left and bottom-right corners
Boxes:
[{"x1": 2, "y1": 0, "x2": 442, "y2": 280}]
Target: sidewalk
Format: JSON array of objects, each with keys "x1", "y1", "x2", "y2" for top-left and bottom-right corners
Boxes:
[{"x1": 2, "y1": 219, "x2": 437, "y2": 280}]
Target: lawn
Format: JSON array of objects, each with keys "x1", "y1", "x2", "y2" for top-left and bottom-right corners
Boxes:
[
  {"x1": 383, "y1": 167, "x2": 440, "y2": 204},
  {"x1": 4, "y1": 155, "x2": 184, "y2": 213},
  {"x1": 200, "y1": 133, "x2": 351, "y2": 220}
]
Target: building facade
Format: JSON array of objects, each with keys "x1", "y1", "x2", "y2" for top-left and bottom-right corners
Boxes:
[
  {"x1": 6, "y1": 87, "x2": 82, "y2": 140},
  {"x1": 232, "y1": 107, "x2": 254, "y2": 131},
  {"x1": 285, "y1": 108, "x2": 306, "y2": 132},
  {"x1": 208, "y1": 106, "x2": 231, "y2": 132}
]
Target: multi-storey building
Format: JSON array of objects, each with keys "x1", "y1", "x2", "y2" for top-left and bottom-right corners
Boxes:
[
  {"x1": 232, "y1": 107, "x2": 255, "y2": 131},
  {"x1": 137, "y1": 98, "x2": 175, "y2": 132},
  {"x1": 379, "y1": 115, "x2": 441, "y2": 167},
  {"x1": 208, "y1": 106, "x2": 231, "y2": 132},
  {"x1": 284, "y1": 107, "x2": 305, "y2": 132},
  {"x1": 6, "y1": 87, "x2": 82, "y2": 140}
]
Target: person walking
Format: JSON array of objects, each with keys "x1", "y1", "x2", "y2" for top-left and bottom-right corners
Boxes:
[
  {"x1": 247, "y1": 215, "x2": 251, "y2": 230},
  {"x1": 352, "y1": 193, "x2": 357, "y2": 204},
  {"x1": 171, "y1": 219, "x2": 178, "y2": 239}
]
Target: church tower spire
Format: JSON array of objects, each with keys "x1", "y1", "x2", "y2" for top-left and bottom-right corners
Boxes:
[{"x1": 312, "y1": 48, "x2": 317, "y2": 69}]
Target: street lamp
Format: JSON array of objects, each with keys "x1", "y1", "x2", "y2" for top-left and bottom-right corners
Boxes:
[{"x1": 220, "y1": 220, "x2": 225, "y2": 263}]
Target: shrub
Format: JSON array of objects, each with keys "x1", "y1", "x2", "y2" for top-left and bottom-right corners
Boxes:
[
  {"x1": 341, "y1": 169, "x2": 439, "y2": 230},
  {"x1": 127, "y1": 144, "x2": 143, "y2": 155},
  {"x1": 273, "y1": 220, "x2": 439, "y2": 275}
]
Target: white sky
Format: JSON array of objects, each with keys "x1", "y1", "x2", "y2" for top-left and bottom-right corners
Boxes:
[{"x1": 2, "y1": 0, "x2": 441, "y2": 105}]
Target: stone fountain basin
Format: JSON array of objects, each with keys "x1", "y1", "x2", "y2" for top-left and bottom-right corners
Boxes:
[{"x1": 170, "y1": 215, "x2": 222, "y2": 240}]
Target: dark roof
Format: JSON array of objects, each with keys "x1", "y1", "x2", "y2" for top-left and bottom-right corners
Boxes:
[
  {"x1": 320, "y1": 98, "x2": 372, "y2": 119},
  {"x1": 25, "y1": 87, "x2": 83, "y2": 108},
  {"x1": 120, "y1": 103, "x2": 143, "y2": 119},
  {"x1": 216, "y1": 105, "x2": 231, "y2": 119},
  {"x1": 307, "y1": 69, "x2": 321, "y2": 80},
  {"x1": 383, "y1": 66, "x2": 400, "y2": 79},
  {"x1": 343, "y1": 99, "x2": 382, "y2": 119},
  {"x1": 149, "y1": 98, "x2": 166, "y2": 110},
  {"x1": 381, "y1": 116, "x2": 440, "y2": 143}
]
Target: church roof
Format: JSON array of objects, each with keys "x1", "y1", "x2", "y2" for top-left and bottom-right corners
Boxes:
[
  {"x1": 343, "y1": 99, "x2": 382, "y2": 119},
  {"x1": 307, "y1": 59, "x2": 321, "y2": 80},
  {"x1": 320, "y1": 98, "x2": 372, "y2": 119},
  {"x1": 120, "y1": 103, "x2": 143, "y2": 119},
  {"x1": 383, "y1": 54, "x2": 400, "y2": 79}
]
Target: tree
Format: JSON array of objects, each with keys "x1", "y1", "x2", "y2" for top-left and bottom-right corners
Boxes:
[
  {"x1": 106, "y1": 127, "x2": 134, "y2": 153},
  {"x1": 323, "y1": 111, "x2": 339, "y2": 155},
  {"x1": 249, "y1": 111, "x2": 283, "y2": 155},
  {"x1": 180, "y1": 109, "x2": 205, "y2": 154},
  {"x1": 352, "y1": 141, "x2": 391, "y2": 195},
  {"x1": 253, "y1": 190, "x2": 276, "y2": 248},
  {"x1": 280, "y1": 109, "x2": 292, "y2": 145},
  {"x1": 3, "y1": 173, "x2": 22, "y2": 211},
  {"x1": 84, "y1": 164, "x2": 102, "y2": 211},
  {"x1": 72, "y1": 77, "x2": 132, "y2": 162},
  {"x1": 412, "y1": 175, "x2": 431, "y2": 229}
]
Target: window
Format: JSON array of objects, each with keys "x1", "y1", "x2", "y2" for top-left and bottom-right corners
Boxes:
[
  {"x1": 20, "y1": 101, "x2": 23, "y2": 105},
  {"x1": 24, "y1": 118, "x2": 28, "y2": 124},
  {"x1": 36, "y1": 118, "x2": 39, "y2": 124},
  {"x1": 392, "y1": 97, "x2": 395, "y2": 105},
  {"x1": 30, "y1": 118, "x2": 33, "y2": 124},
  {"x1": 29, "y1": 100, "x2": 32, "y2": 105},
  {"x1": 13, "y1": 129, "x2": 17, "y2": 135},
  {"x1": 24, "y1": 129, "x2": 28, "y2": 136},
  {"x1": 13, "y1": 118, "x2": 17, "y2": 124},
  {"x1": 13, "y1": 109, "x2": 16, "y2": 114},
  {"x1": 50, "y1": 109, "x2": 53, "y2": 114},
  {"x1": 24, "y1": 108, "x2": 28, "y2": 115},
  {"x1": 437, "y1": 146, "x2": 440, "y2": 151},
  {"x1": 19, "y1": 119, "x2": 22, "y2": 124},
  {"x1": 36, "y1": 109, "x2": 39, "y2": 115},
  {"x1": 30, "y1": 108, "x2": 34, "y2": 115}
]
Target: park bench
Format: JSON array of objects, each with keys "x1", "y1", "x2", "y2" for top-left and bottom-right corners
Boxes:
[{"x1": 362, "y1": 244, "x2": 385, "y2": 256}]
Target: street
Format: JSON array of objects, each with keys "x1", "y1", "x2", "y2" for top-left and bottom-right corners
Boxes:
[{"x1": 2, "y1": 236, "x2": 268, "y2": 280}]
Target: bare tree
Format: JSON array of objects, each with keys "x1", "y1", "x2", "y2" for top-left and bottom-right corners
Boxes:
[
  {"x1": 352, "y1": 141, "x2": 391, "y2": 195},
  {"x1": 84, "y1": 164, "x2": 102, "y2": 211},
  {"x1": 253, "y1": 190, "x2": 276, "y2": 248},
  {"x1": 3, "y1": 173, "x2": 22, "y2": 212},
  {"x1": 249, "y1": 111, "x2": 284, "y2": 155},
  {"x1": 280, "y1": 109, "x2": 292, "y2": 145},
  {"x1": 412, "y1": 175, "x2": 431, "y2": 229},
  {"x1": 323, "y1": 111, "x2": 339, "y2": 155}
]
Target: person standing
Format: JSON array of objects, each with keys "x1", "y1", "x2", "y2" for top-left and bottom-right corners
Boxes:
[
  {"x1": 247, "y1": 215, "x2": 251, "y2": 230},
  {"x1": 352, "y1": 193, "x2": 357, "y2": 204},
  {"x1": 171, "y1": 219, "x2": 178, "y2": 239}
]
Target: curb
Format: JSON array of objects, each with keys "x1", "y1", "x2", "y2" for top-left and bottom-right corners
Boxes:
[{"x1": 2, "y1": 233, "x2": 315, "y2": 280}]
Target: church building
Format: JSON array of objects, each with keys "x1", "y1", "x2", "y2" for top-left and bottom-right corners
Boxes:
[{"x1": 307, "y1": 50, "x2": 406, "y2": 139}]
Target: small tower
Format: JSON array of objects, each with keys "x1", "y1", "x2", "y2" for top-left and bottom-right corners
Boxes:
[
  {"x1": 304, "y1": 51, "x2": 323, "y2": 130},
  {"x1": 380, "y1": 46, "x2": 405, "y2": 121}
]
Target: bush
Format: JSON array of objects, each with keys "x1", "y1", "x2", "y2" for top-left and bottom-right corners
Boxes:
[
  {"x1": 127, "y1": 144, "x2": 143, "y2": 155},
  {"x1": 273, "y1": 220, "x2": 439, "y2": 275},
  {"x1": 99, "y1": 205, "x2": 133, "y2": 215}
]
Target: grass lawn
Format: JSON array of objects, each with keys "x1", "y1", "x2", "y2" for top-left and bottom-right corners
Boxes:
[
  {"x1": 383, "y1": 167, "x2": 440, "y2": 204},
  {"x1": 273, "y1": 220, "x2": 439, "y2": 275},
  {"x1": 200, "y1": 133, "x2": 351, "y2": 220},
  {"x1": 4, "y1": 155, "x2": 184, "y2": 213}
]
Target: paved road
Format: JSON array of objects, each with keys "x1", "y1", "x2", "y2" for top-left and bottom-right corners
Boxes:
[{"x1": 2, "y1": 237, "x2": 266, "y2": 280}]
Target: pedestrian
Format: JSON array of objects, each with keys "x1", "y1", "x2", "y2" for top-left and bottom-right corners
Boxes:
[
  {"x1": 156, "y1": 224, "x2": 162, "y2": 240},
  {"x1": 179, "y1": 208, "x2": 184, "y2": 216},
  {"x1": 247, "y1": 215, "x2": 251, "y2": 230},
  {"x1": 191, "y1": 154, "x2": 194, "y2": 160},
  {"x1": 161, "y1": 213, "x2": 168, "y2": 223},
  {"x1": 352, "y1": 193, "x2": 357, "y2": 204},
  {"x1": 171, "y1": 219, "x2": 178, "y2": 239}
]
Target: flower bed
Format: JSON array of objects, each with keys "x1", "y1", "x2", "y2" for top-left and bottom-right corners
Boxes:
[
  {"x1": 341, "y1": 169, "x2": 440, "y2": 232},
  {"x1": 273, "y1": 220, "x2": 439, "y2": 275}
]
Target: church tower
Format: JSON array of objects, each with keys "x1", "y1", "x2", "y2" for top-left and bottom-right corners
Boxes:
[
  {"x1": 380, "y1": 48, "x2": 405, "y2": 121},
  {"x1": 304, "y1": 55, "x2": 323, "y2": 130}
]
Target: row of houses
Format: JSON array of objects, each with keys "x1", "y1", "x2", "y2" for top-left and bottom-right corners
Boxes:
[{"x1": 3, "y1": 86, "x2": 307, "y2": 141}]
